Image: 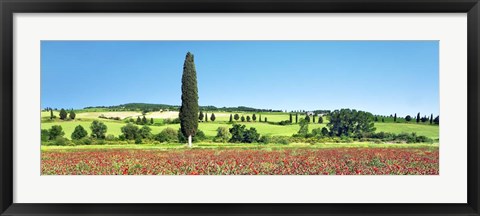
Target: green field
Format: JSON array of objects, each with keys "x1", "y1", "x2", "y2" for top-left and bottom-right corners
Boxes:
[{"x1": 41, "y1": 111, "x2": 439, "y2": 140}]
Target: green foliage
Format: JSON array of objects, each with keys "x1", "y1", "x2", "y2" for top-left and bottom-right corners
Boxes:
[
  {"x1": 246, "y1": 116, "x2": 251, "y2": 122},
  {"x1": 405, "y1": 115, "x2": 412, "y2": 122},
  {"x1": 59, "y1": 109, "x2": 68, "y2": 120},
  {"x1": 179, "y1": 52, "x2": 199, "y2": 138},
  {"x1": 416, "y1": 112, "x2": 420, "y2": 123},
  {"x1": 53, "y1": 136, "x2": 69, "y2": 146},
  {"x1": 265, "y1": 117, "x2": 267, "y2": 122},
  {"x1": 318, "y1": 116, "x2": 324, "y2": 124},
  {"x1": 295, "y1": 113, "x2": 298, "y2": 123},
  {"x1": 297, "y1": 119, "x2": 309, "y2": 137},
  {"x1": 136, "y1": 116, "x2": 142, "y2": 125},
  {"x1": 135, "y1": 137, "x2": 142, "y2": 144},
  {"x1": 210, "y1": 113, "x2": 216, "y2": 122},
  {"x1": 142, "y1": 115, "x2": 148, "y2": 125},
  {"x1": 328, "y1": 109, "x2": 376, "y2": 137},
  {"x1": 289, "y1": 113, "x2": 293, "y2": 123},
  {"x1": 138, "y1": 125, "x2": 152, "y2": 139},
  {"x1": 234, "y1": 114, "x2": 239, "y2": 121},
  {"x1": 229, "y1": 124, "x2": 246, "y2": 143},
  {"x1": 278, "y1": 120, "x2": 292, "y2": 125},
  {"x1": 41, "y1": 129, "x2": 50, "y2": 142},
  {"x1": 69, "y1": 110, "x2": 76, "y2": 120},
  {"x1": 229, "y1": 114, "x2": 233, "y2": 122},
  {"x1": 243, "y1": 127, "x2": 260, "y2": 143},
  {"x1": 50, "y1": 110, "x2": 55, "y2": 120},
  {"x1": 252, "y1": 114, "x2": 257, "y2": 121},
  {"x1": 215, "y1": 127, "x2": 231, "y2": 143},
  {"x1": 228, "y1": 124, "x2": 260, "y2": 143},
  {"x1": 121, "y1": 123, "x2": 139, "y2": 140},
  {"x1": 430, "y1": 114, "x2": 433, "y2": 124},
  {"x1": 241, "y1": 116, "x2": 245, "y2": 122},
  {"x1": 393, "y1": 113, "x2": 397, "y2": 122},
  {"x1": 205, "y1": 113, "x2": 208, "y2": 122},
  {"x1": 71, "y1": 125, "x2": 88, "y2": 140},
  {"x1": 155, "y1": 128, "x2": 178, "y2": 142},
  {"x1": 163, "y1": 118, "x2": 180, "y2": 124},
  {"x1": 48, "y1": 125, "x2": 65, "y2": 140},
  {"x1": 421, "y1": 116, "x2": 428, "y2": 123},
  {"x1": 199, "y1": 111, "x2": 204, "y2": 121},
  {"x1": 177, "y1": 128, "x2": 206, "y2": 143},
  {"x1": 150, "y1": 118, "x2": 154, "y2": 125},
  {"x1": 433, "y1": 115, "x2": 439, "y2": 124},
  {"x1": 90, "y1": 120, "x2": 107, "y2": 139},
  {"x1": 321, "y1": 127, "x2": 329, "y2": 136},
  {"x1": 305, "y1": 115, "x2": 310, "y2": 123}
]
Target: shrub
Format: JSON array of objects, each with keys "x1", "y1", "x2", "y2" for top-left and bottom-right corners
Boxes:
[
  {"x1": 155, "y1": 128, "x2": 178, "y2": 142},
  {"x1": 258, "y1": 135, "x2": 271, "y2": 144},
  {"x1": 135, "y1": 137, "x2": 142, "y2": 144},
  {"x1": 164, "y1": 118, "x2": 181, "y2": 124},
  {"x1": 278, "y1": 120, "x2": 291, "y2": 125},
  {"x1": 71, "y1": 125, "x2": 88, "y2": 140},
  {"x1": 138, "y1": 125, "x2": 152, "y2": 139},
  {"x1": 53, "y1": 136, "x2": 69, "y2": 146},
  {"x1": 121, "y1": 123, "x2": 139, "y2": 140},
  {"x1": 48, "y1": 125, "x2": 65, "y2": 140},
  {"x1": 90, "y1": 120, "x2": 107, "y2": 139},
  {"x1": 59, "y1": 109, "x2": 68, "y2": 120},
  {"x1": 41, "y1": 129, "x2": 49, "y2": 142},
  {"x1": 195, "y1": 130, "x2": 207, "y2": 141},
  {"x1": 229, "y1": 124, "x2": 246, "y2": 143},
  {"x1": 80, "y1": 137, "x2": 94, "y2": 145},
  {"x1": 214, "y1": 127, "x2": 231, "y2": 143},
  {"x1": 177, "y1": 128, "x2": 206, "y2": 143},
  {"x1": 105, "y1": 134, "x2": 117, "y2": 141},
  {"x1": 243, "y1": 127, "x2": 260, "y2": 143}
]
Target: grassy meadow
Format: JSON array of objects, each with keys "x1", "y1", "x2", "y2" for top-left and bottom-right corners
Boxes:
[{"x1": 41, "y1": 111, "x2": 439, "y2": 140}]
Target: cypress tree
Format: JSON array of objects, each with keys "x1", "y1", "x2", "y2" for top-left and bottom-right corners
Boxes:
[
  {"x1": 252, "y1": 114, "x2": 257, "y2": 122},
  {"x1": 259, "y1": 114, "x2": 262, "y2": 122},
  {"x1": 234, "y1": 114, "x2": 239, "y2": 121},
  {"x1": 210, "y1": 113, "x2": 216, "y2": 122},
  {"x1": 150, "y1": 118, "x2": 154, "y2": 125},
  {"x1": 205, "y1": 113, "x2": 208, "y2": 122},
  {"x1": 199, "y1": 111, "x2": 204, "y2": 122},
  {"x1": 59, "y1": 108, "x2": 67, "y2": 120},
  {"x1": 295, "y1": 113, "x2": 298, "y2": 123},
  {"x1": 416, "y1": 112, "x2": 420, "y2": 123},
  {"x1": 313, "y1": 115, "x2": 316, "y2": 123},
  {"x1": 179, "y1": 52, "x2": 199, "y2": 147},
  {"x1": 229, "y1": 114, "x2": 233, "y2": 122},
  {"x1": 394, "y1": 113, "x2": 397, "y2": 122},
  {"x1": 136, "y1": 116, "x2": 142, "y2": 125},
  {"x1": 289, "y1": 113, "x2": 293, "y2": 123},
  {"x1": 142, "y1": 115, "x2": 148, "y2": 124},
  {"x1": 305, "y1": 115, "x2": 310, "y2": 123},
  {"x1": 246, "y1": 116, "x2": 251, "y2": 122},
  {"x1": 318, "y1": 116, "x2": 323, "y2": 124},
  {"x1": 241, "y1": 116, "x2": 245, "y2": 122},
  {"x1": 430, "y1": 114, "x2": 433, "y2": 124},
  {"x1": 69, "y1": 110, "x2": 76, "y2": 120},
  {"x1": 50, "y1": 109, "x2": 54, "y2": 120},
  {"x1": 265, "y1": 117, "x2": 267, "y2": 122}
]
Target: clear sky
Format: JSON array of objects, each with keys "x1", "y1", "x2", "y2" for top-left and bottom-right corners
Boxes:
[{"x1": 41, "y1": 41, "x2": 439, "y2": 116}]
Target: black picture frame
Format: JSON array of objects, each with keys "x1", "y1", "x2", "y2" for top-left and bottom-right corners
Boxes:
[{"x1": 1, "y1": 0, "x2": 479, "y2": 215}]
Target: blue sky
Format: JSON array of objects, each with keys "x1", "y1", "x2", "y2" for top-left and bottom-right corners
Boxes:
[{"x1": 41, "y1": 41, "x2": 439, "y2": 116}]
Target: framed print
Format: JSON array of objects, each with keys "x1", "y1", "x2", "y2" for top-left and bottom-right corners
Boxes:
[{"x1": 1, "y1": 0, "x2": 479, "y2": 215}]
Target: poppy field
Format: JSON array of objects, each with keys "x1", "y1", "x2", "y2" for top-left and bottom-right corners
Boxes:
[{"x1": 41, "y1": 147, "x2": 439, "y2": 175}]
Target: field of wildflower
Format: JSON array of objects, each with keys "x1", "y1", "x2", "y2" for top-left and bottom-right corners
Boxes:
[{"x1": 41, "y1": 145, "x2": 439, "y2": 175}]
